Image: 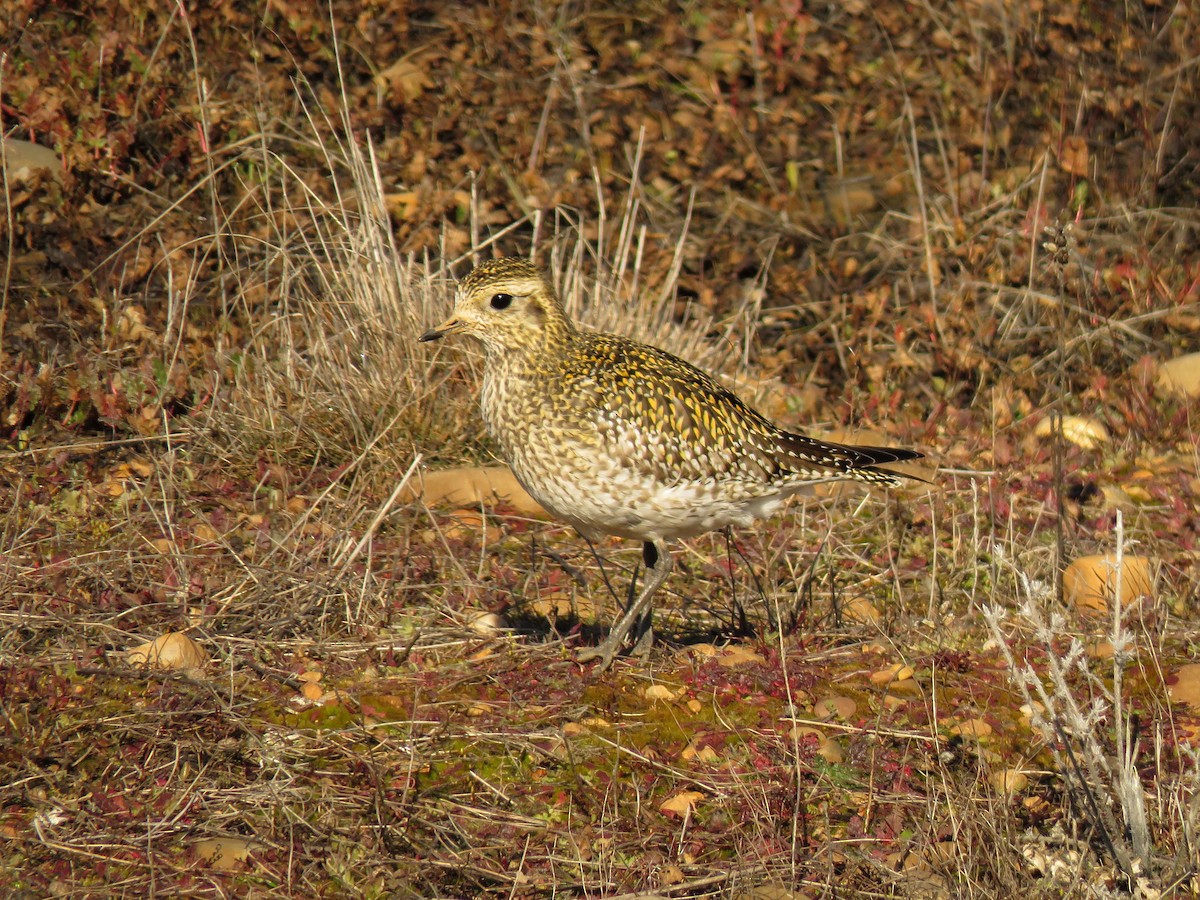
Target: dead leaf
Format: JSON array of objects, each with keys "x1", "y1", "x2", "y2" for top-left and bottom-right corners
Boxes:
[
  {"x1": 1168, "y1": 664, "x2": 1200, "y2": 713},
  {"x1": 1156, "y1": 352, "x2": 1200, "y2": 398},
  {"x1": 99, "y1": 478, "x2": 126, "y2": 498},
  {"x1": 384, "y1": 190, "x2": 421, "y2": 219},
  {"x1": 716, "y1": 645, "x2": 764, "y2": 667},
  {"x1": 1063, "y1": 554, "x2": 1156, "y2": 616},
  {"x1": 376, "y1": 53, "x2": 432, "y2": 104},
  {"x1": 659, "y1": 864, "x2": 686, "y2": 886},
  {"x1": 697, "y1": 37, "x2": 745, "y2": 76},
  {"x1": 193, "y1": 837, "x2": 258, "y2": 871},
  {"x1": 660, "y1": 790, "x2": 704, "y2": 816},
  {"x1": 1099, "y1": 484, "x2": 1137, "y2": 511},
  {"x1": 680, "y1": 742, "x2": 720, "y2": 763},
  {"x1": 790, "y1": 725, "x2": 824, "y2": 742},
  {"x1": 817, "y1": 737, "x2": 844, "y2": 764},
  {"x1": 1034, "y1": 415, "x2": 1109, "y2": 450},
  {"x1": 1059, "y1": 135, "x2": 1089, "y2": 175},
  {"x1": 1018, "y1": 702, "x2": 1045, "y2": 727},
  {"x1": 300, "y1": 681, "x2": 324, "y2": 701},
  {"x1": 822, "y1": 176, "x2": 878, "y2": 225},
  {"x1": 814, "y1": 696, "x2": 856, "y2": 720},
  {"x1": 116, "y1": 305, "x2": 156, "y2": 343},
  {"x1": 644, "y1": 684, "x2": 679, "y2": 702},
  {"x1": 193, "y1": 523, "x2": 218, "y2": 542},
  {"x1": 1122, "y1": 484, "x2": 1154, "y2": 503},
  {"x1": 563, "y1": 717, "x2": 611, "y2": 736},
  {"x1": 886, "y1": 676, "x2": 921, "y2": 697},
  {"x1": 127, "y1": 458, "x2": 153, "y2": 477},
  {"x1": 843, "y1": 597, "x2": 881, "y2": 624},
  {"x1": 738, "y1": 881, "x2": 805, "y2": 899},
  {"x1": 869, "y1": 662, "x2": 914, "y2": 685},
  {"x1": 402, "y1": 466, "x2": 547, "y2": 517},
  {"x1": 991, "y1": 769, "x2": 1029, "y2": 794},
  {"x1": 947, "y1": 717, "x2": 992, "y2": 739}
]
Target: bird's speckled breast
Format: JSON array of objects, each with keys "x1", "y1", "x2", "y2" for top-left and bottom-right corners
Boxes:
[{"x1": 480, "y1": 357, "x2": 632, "y2": 536}]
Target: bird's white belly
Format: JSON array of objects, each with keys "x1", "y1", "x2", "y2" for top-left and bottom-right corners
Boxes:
[{"x1": 507, "y1": 442, "x2": 790, "y2": 543}]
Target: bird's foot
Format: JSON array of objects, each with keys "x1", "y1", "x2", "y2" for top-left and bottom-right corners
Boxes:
[
  {"x1": 574, "y1": 637, "x2": 623, "y2": 673},
  {"x1": 629, "y1": 625, "x2": 655, "y2": 658},
  {"x1": 577, "y1": 541, "x2": 668, "y2": 672},
  {"x1": 575, "y1": 623, "x2": 655, "y2": 671}
]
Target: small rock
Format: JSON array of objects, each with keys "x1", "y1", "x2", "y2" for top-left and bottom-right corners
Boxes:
[{"x1": 126, "y1": 632, "x2": 208, "y2": 672}]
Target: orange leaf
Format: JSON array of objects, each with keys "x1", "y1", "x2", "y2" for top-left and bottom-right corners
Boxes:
[
  {"x1": 660, "y1": 790, "x2": 704, "y2": 817},
  {"x1": 1060, "y1": 135, "x2": 1089, "y2": 176}
]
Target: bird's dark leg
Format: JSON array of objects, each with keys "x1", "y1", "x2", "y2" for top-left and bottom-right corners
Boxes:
[
  {"x1": 628, "y1": 542, "x2": 659, "y2": 656},
  {"x1": 624, "y1": 547, "x2": 642, "y2": 607},
  {"x1": 577, "y1": 539, "x2": 671, "y2": 671}
]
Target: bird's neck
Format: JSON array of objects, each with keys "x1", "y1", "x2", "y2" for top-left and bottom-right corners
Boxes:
[
  {"x1": 487, "y1": 315, "x2": 578, "y2": 376},
  {"x1": 533, "y1": 303, "x2": 578, "y2": 358}
]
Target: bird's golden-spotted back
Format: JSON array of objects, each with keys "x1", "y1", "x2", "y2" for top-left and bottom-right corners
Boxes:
[
  {"x1": 564, "y1": 332, "x2": 783, "y2": 485},
  {"x1": 557, "y1": 331, "x2": 902, "y2": 490}
]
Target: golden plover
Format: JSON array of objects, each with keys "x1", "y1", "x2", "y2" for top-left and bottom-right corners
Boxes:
[{"x1": 420, "y1": 257, "x2": 922, "y2": 669}]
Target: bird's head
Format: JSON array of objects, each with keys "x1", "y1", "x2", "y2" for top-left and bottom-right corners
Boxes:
[{"x1": 419, "y1": 257, "x2": 573, "y2": 355}]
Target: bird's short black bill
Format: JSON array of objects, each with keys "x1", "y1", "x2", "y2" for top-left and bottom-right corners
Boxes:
[{"x1": 418, "y1": 328, "x2": 444, "y2": 342}]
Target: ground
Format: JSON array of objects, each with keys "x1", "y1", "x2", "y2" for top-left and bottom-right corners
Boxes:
[{"x1": 1, "y1": 1, "x2": 1199, "y2": 897}]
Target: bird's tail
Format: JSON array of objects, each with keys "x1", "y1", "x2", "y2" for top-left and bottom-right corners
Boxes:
[{"x1": 776, "y1": 432, "x2": 925, "y2": 487}]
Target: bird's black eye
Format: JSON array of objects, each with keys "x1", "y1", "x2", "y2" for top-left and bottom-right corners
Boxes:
[{"x1": 489, "y1": 293, "x2": 513, "y2": 310}]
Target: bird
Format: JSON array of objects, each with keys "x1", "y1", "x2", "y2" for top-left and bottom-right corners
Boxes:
[{"x1": 419, "y1": 257, "x2": 923, "y2": 670}]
